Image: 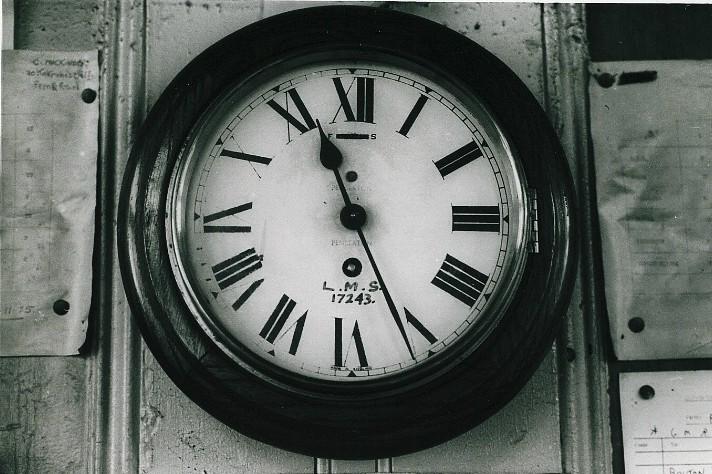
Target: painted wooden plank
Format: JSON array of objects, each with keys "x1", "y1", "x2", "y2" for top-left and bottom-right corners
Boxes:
[
  {"x1": 390, "y1": 2, "x2": 545, "y2": 104},
  {"x1": 139, "y1": 347, "x2": 313, "y2": 473},
  {"x1": 144, "y1": 0, "x2": 263, "y2": 108},
  {"x1": 0, "y1": 1, "x2": 103, "y2": 473},
  {"x1": 0, "y1": 358, "x2": 89, "y2": 473},
  {"x1": 394, "y1": 351, "x2": 561, "y2": 473}
]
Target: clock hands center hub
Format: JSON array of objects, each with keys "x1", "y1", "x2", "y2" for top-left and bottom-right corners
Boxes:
[{"x1": 340, "y1": 203, "x2": 367, "y2": 230}]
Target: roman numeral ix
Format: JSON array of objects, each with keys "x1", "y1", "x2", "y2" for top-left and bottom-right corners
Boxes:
[
  {"x1": 431, "y1": 254, "x2": 488, "y2": 307},
  {"x1": 203, "y1": 202, "x2": 252, "y2": 233},
  {"x1": 332, "y1": 77, "x2": 375, "y2": 123},
  {"x1": 452, "y1": 205, "x2": 500, "y2": 232},
  {"x1": 434, "y1": 141, "x2": 483, "y2": 178}
]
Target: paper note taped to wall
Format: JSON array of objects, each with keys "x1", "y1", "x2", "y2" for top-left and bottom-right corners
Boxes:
[
  {"x1": 0, "y1": 50, "x2": 98, "y2": 355},
  {"x1": 620, "y1": 371, "x2": 712, "y2": 473},
  {"x1": 590, "y1": 60, "x2": 712, "y2": 360}
]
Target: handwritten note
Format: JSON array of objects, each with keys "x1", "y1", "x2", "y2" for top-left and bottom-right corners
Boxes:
[
  {"x1": 622, "y1": 371, "x2": 712, "y2": 474},
  {"x1": 590, "y1": 60, "x2": 712, "y2": 360},
  {"x1": 0, "y1": 50, "x2": 98, "y2": 355}
]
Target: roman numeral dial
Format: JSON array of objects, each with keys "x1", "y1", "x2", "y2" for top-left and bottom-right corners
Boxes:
[{"x1": 175, "y1": 62, "x2": 522, "y2": 384}]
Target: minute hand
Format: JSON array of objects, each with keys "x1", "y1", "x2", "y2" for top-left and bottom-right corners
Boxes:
[
  {"x1": 354, "y1": 226, "x2": 415, "y2": 360},
  {"x1": 316, "y1": 120, "x2": 415, "y2": 360}
]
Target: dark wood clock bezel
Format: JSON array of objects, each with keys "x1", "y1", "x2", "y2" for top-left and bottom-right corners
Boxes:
[{"x1": 118, "y1": 6, "x2": 577, "y2": 459}]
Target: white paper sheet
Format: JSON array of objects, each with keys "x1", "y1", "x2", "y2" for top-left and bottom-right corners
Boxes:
[
  {"x1": 621, "y1": 371, "x2": 712, "y2": 474},
  {"x1": 0, "y1": 50, "x2": 98, "y2": 355},
  {"x1": 590, "y1": 60, "x2": 712, "y2": 360}
]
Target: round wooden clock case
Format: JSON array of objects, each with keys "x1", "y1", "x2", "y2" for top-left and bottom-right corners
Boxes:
[{"x1": 118, "y1": 6, "x2": 576, "y2": 459}]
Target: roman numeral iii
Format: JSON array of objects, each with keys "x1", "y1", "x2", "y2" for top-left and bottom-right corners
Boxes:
[
  {"x1": 451, "y1": 205, "x2": 500, "y2": 232},
  {"x1": 434, "y1": 141, "x2": 483, "y2": 178},
  {"x1": 332, "y1": 77, "x2": 375, "y2": 123},
  {"x1": 212, "y1": 248, "x2": 262, "y2": 290},
  {"x1": 203, "y1": 202, "x2": 252, "y2": 233},
  {"x1": 260, "y1": 295, "x2": 307, "y2": 355},
  {"x1": 431, "y1": 254, "x2": 487, "y2": 306},
  {"x1": 267, "y1": 89, "x2": 316, "y2": 137}
]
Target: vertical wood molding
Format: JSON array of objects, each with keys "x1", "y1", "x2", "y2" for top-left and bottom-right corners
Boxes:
[
  {"x1": 88, "y1": 0, "x2": 147, "y2": 472},
  {"x1": 542, "y1": 4, "x2": 613, "y2": 473}
]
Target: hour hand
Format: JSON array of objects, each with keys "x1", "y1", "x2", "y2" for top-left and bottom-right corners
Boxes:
[{"x1": 316, "y1": 119, "x2": 343, "y2": 170}]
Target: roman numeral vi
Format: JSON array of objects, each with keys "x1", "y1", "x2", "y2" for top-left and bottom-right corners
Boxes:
[{"x1": 334, "y1": 318, "x2": 368, "y2": 368}]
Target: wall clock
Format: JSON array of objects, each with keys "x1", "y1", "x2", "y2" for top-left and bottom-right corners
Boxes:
[{"x1": 118, "y1": 6, "x2": 576, "y2": 459}]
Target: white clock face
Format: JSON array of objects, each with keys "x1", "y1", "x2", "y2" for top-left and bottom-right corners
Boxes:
[{"x1": 168, "y1": 56, "x2": 528, "y2": 382}]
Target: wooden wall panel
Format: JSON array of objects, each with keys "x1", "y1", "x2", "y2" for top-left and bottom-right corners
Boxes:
[
  {"x1": 394, "y1": 352, "x2": 560, "y2": 473},
  {"x1": 140, "y1": 350, "x2": 313, "y2": 473},
  {"x1": 389, "y1": 2, "x2": 545, "y2": 104},
  {"x1": 0, "y1": 358, "x2": 89, "y2": 473},
  {"x1": 0, "y1": 1, "x2": 103, "y2": 473}
]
